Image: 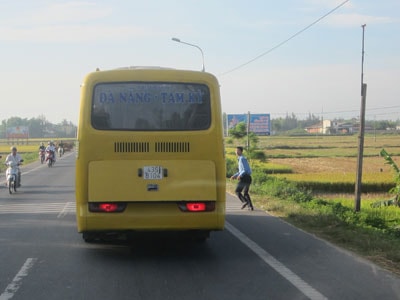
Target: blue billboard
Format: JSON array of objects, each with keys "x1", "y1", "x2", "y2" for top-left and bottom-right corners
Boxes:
[{"x1": 227, "y1": 113, "x2": 270, "y2": 136}]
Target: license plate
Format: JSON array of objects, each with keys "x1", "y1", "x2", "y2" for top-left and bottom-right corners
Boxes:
[{"x1": 143, "y1": 166, "x2": 163, "y2": 180}]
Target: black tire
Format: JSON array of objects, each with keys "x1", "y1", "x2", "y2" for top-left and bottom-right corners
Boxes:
[
  {"x1": 8, "y1": 179, "x2": 12, "y2": 194},
  {"x1": 82, "y1": 232, "x2": 96, "y2": 243}
]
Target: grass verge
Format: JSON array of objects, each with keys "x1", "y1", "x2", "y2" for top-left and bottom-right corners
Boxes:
[{"x1": 227, "y1": 179, "x2": 400, "y2": 276}]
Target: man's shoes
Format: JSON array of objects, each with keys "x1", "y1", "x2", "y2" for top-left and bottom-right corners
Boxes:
[{"x1": 241, "y1": 201, "x2": 249, "y2": 209}]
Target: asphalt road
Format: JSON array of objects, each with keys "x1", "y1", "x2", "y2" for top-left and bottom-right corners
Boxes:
[{"x1": 0, "y1": 153, "x2": 399, "y2": 300}]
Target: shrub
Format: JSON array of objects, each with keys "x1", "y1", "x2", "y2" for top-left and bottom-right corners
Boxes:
[
  {"x1": 226, "y1": 157, "x2": 237, "y2": 178},
  {"x1": 252, "y1": 168, "x2": 269, "y2": 185},
  {"x1": 225, "y1": 138, "x2": 234, "y2": 145},
  {"x1": 365, "y1": 215, "x2": 388, "y2": 229},
  {"x1": 250, "y1": 150, "x2": 267, "y2": 162}
]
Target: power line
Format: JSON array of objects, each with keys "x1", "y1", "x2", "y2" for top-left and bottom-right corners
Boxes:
[
  {"x1": 367, "y1": 111, "x2": 400, "y2": 117},
  {"x1": 320, "y1": 105, "x2": 400, "y2": 115},
  {"x1": 219, "y1": 0, "x2": 350, "y2": 76},
  {"x1": 267, "y1": 106, "x2": 400, "y2": 118}
]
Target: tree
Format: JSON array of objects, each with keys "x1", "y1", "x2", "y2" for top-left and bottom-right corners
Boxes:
[
  {"x1": 271, "y1": 113, "x2": 299, "y2": 133},
  {"x1": 371, "y1": 149, "x2": 400, "y2": 208},
  {"x1": 0, "y1": 115, "x2": 77, "y2": 139},
  {"x1": 28, "y1": 118, "x2": 44, "y2": 137},
  {"x1": 228, "y1": 122, "x2": 247, "y2": 139},
  {"x1": 227, "y1": 122, "x2": 265, "y2": 161}
]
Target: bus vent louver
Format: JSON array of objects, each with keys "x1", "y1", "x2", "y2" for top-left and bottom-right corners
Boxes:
[
  {"x1": 114, "y1": 142, "x2": 150, "y2": 153},
  {"x1": 155, "y1": 142, "x2": 190, "y2": 153}
]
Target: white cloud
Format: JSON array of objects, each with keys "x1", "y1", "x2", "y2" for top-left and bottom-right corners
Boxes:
[
  {"x1": 323, "y1": 13, "x2": 396, "y2": 27},
  {"x1": 8, "y1": 1, "x2": 111, "y2": 26},
  {"x1": 0, "y1": 1, "x2": 160, "y2": 42},
  {"x1": 0, "y1": 24, "x2": 154, "y2": 42},
  {"x1": 220, "y1": 62, "x2": 400, "y2": 120},
  {"x1": 298, "y1": 0, "x2": 397, "y2": 27},
  {"x1": 303, "y1": 0, "x2": 354, "y2": 10}
]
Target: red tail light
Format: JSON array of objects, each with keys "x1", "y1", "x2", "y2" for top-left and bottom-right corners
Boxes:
[
  {"x1": 178, "y1": 202, "x2": 215, "y2": 212},
  {"x1": 187, "y1": 203, "x2": 206, "y2": 211},
  {"x1": 89, "y1": 202, "x2": 126, "y2": 213}
]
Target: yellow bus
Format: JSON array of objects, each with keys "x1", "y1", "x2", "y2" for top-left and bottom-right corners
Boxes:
[{"x1": 76, "y1": 67, "x2": 225, "y2": 242}]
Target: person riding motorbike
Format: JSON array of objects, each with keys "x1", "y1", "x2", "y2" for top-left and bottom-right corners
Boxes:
[
  {"x1": 4, "y1": 146, "x2": 22, "y2": 187},
  {"x1": 45, "y1": 141, "x2": 56, "y2": 163},
  {"x1": 39, "y1": 142, "x2": 46, "y2": 163},
  {"x1": 57, "y1": 140, "x2": 64, "y2": 157}
]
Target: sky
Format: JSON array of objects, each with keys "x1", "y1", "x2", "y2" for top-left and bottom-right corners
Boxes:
[{"x1": 0, "y1": 0, "x2": 399, "y2": 124}]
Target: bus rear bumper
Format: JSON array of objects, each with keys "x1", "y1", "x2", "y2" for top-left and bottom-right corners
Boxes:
[{"x1": 76, "y1": 201, "x2": 225, "y2": 233}]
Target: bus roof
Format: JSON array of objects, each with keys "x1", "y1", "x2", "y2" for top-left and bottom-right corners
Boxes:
[
  {"x1": 83, "y1": 67, "x2": 219, "y2": 85},
  {"x1": 113, "y1": 66, "x2": 175, "y2": 71}
]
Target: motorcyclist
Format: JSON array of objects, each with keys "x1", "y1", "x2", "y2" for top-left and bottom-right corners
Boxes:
[
  {"x1": 58, "y1": 140, "x2": 64, "y2": 156},
  {"x1": 38, "y1": 142, "x2": 46, "y2": 163},
  {"x1": 4, "y1": 146, "x2": 22, "y2": 187},
  {"x1": 45, "y1": 141, "x2": 56, "y2": 163}
]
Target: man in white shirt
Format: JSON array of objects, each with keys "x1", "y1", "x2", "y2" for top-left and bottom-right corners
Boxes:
[
  {"x1": 45, "y1": 141, "x2": 56, "y2": 163},
  {"x1": 5, "y1": 146, "x2": 23, "y2": 187}
]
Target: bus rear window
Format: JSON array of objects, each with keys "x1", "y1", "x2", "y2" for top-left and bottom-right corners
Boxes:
[{"x1": 91, "y1": 82, "x2": 211, "y2": 131}]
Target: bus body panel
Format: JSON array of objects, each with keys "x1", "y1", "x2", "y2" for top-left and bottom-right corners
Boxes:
[
  {"x1": 88, "y1": 160, "x2": 216, "y2": 201},
  {"x1": 76, "y1": 68, "x2": 225, "y2": 235}
]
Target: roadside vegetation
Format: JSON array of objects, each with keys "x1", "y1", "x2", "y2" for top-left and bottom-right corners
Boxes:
[
  {"x1": 226, "y1": 125, "x2": 400, "y2": 275},
  {"x1": 0, "y1": 138, "x2": 75, "y2": 172}
]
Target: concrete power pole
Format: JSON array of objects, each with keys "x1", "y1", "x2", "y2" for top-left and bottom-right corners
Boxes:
[
  {"x1": 247, "y1": 111, "x2": 250, "y2": 152},
  {"x1": 354, "y1": 24, "x2": 367, "y2": 212}
]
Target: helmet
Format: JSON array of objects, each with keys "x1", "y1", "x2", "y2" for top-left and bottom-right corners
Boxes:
[{"x1": 48, "y1": 141, "x2": 51, "y2": 145}]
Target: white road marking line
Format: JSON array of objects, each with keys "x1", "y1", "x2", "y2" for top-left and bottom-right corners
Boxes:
[
  {"x1": 0, "y1": 202, "x2": 76, "y2": 214},
  {"x1": 225, "y1": 222, "x2": 328, "y2": 300},
  {"x1": 0, "y1": 258, "x2": 37, "y2": 300},
  {"x1": 57, "y1": 202, "x2": 75, "y2": 218}
]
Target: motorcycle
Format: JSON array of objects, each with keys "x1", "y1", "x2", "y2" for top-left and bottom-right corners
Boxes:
[
  {"x1": 46, "y1": 150, "x2": 55, "y2": 167},
  {"x1": 5, "y1": 159, "x2": 23, "y2": 194},
  {"x1": 39, "y1": 149, "x2": 45, "y2": 164},
  {"x1": 58, "y1": 146, "x2": 64, "y2": 157}
]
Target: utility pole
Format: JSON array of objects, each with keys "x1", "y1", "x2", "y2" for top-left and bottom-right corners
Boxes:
[
  {"x1": 355, "y1": 24, "x2": 367, "y2": 212},
  {"x1": 321, "y1": 106, "x2": 324, "y2": 135},
  {"x1": 247, "y1": 111, "x2": 250, "y2": 152}
]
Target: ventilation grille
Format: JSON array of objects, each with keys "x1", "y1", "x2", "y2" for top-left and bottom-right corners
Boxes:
[
  {"x1": 114, "y1": 142, "x2": 149, "y2": 153},
  {"x1": 155, "y1": 142, "x2": 190, "y2": 153}
]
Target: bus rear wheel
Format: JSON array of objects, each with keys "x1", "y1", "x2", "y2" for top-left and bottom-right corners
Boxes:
[{"x1": 82, "y1": 232, "x2": 96, "y2": 243}]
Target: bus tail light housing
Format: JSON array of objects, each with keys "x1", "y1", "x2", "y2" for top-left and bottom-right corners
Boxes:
[
  {"x1": 178, "y1": 201, "x2": 215, "y2": 212},
  {"x1": 89, "y1": 202, "x2": 127, "y2": 213}
]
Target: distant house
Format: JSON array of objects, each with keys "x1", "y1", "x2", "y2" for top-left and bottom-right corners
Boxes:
[
  {"x1": 305, "y1": 120, "x2": 331, "y2": 134},
  {"x1": 305, "y1": 122, "x2": 323, "y2": 134},
  {"x1": 305, "y1": 120, "x2": 358, "y2": 134}
]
